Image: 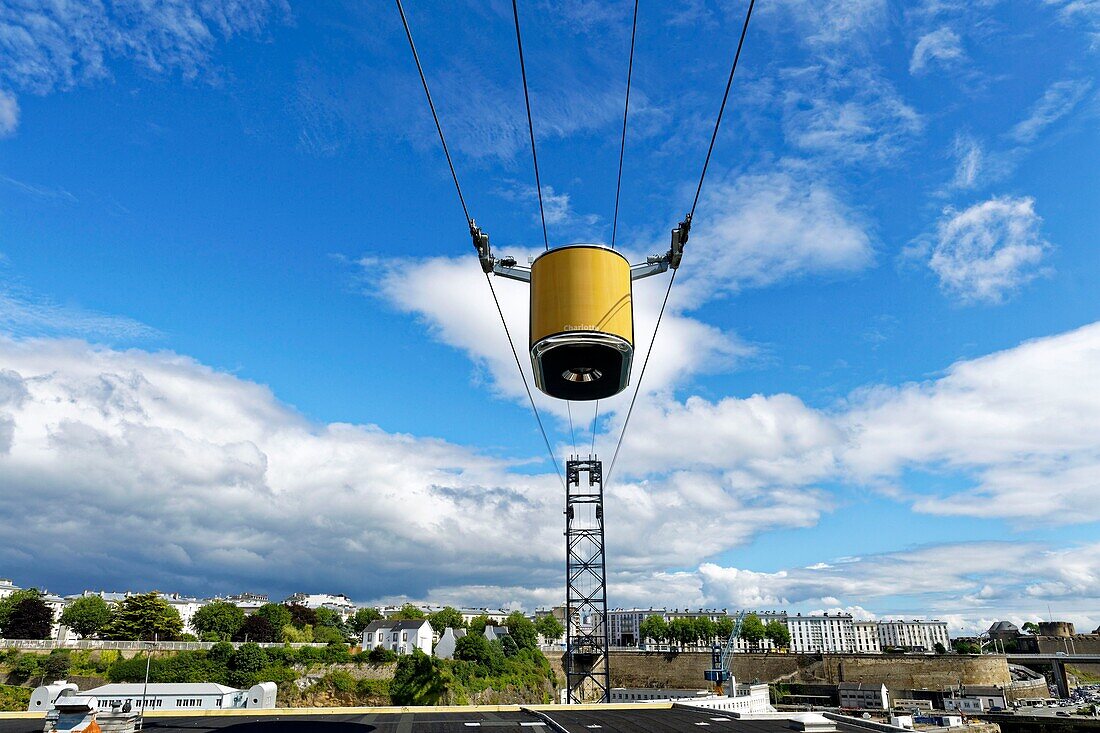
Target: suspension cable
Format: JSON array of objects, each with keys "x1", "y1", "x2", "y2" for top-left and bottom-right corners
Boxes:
[
  {"x1": 511, "y1": 0, "x2": 550, "y2": 250},
  {"x1": 689, "y1": 0, "x2": 756, "y2": 219},
  {"x1": 485, "y1": 273, "x2": 565, "y2": 488},
  {"x1": 395, "y1": 0, "x2": 472, "y2": 224},
  {"x1": 398, "y1": 0, "x2": 564, "y2": 485},
  {"x1": 606, "y1": 269, "x2": 676, "y2": 485},
  {"x1": 567, "y1": 402, "x2": 578, "y2": 455},
  {"x1": 590, "y1": 399, "x2": 599, "y2": 457},
  {"x1": 607, "y1": 0, "x2": 756, "y2": 485},
  {"x1": 610, "y1": 0, "x2": 640, "y2": 249}
]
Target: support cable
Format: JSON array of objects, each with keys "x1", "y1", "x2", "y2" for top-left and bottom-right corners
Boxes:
[
  {"x1": 590, "y1": 400, "x2": 599, "y2": 457},
  {"x1": 689, "y1": 0, "x2": 755, "y2": 219},
  {"x1": 511, "y1": 0, "x2": 551, "y2": 250},
  {"x1": 485, "y1": 273, "x2": 565, "y2": 489},
  {"x1": 567, "y1": 401, "x2": 578, "y2": 455},
  {"x1": 606, "y1": 268, "x2": 676, "y2": 485},
  {"x1": 398, "y1": 0, "x2": 563, "y2": 485},
  {"x1": 607, "y1": 0, "x2": 755, "y2": 485},
  {"x1": 396, "y1": 0, "x2": 472, "y2": 224},
  {"x1": 610, "y1": 0, "x2": 640, "y2": 249}
]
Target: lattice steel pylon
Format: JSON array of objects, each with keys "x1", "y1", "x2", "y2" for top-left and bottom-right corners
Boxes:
[{"x1": 564, "y1": 456, "x2": 611, "y2": 703}]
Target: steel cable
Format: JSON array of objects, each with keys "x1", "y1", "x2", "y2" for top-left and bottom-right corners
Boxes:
[
  {"x1": 511, "y1": 0, "x2": 550, "y2": 250},
  {"x1": 610, "y1": 0, "x2": 640, "y2": 249}
]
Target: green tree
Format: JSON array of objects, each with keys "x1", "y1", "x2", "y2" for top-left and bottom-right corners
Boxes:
[
  {"x1": 467, "y1": 614, "x2": 491, "y2": 636},
  {"x1": 285, "y1": 604, "x2": 317, "y2": 628},
  {"x1": 953, "y1": 639, "x2": 980, "y2": 654},
  {"x1": 103, "y1": 593, "x2": 183, "y2": 640},
  {"x1": 668, "y1": 618, "x2": 696, "y2": 649},
  {"x1": 313, "y1": 607, "x2": 342, "y2": 629},
  {"x1": 764, "y1": 620, "x2": 791, "y2": 650},
  {"x1": 209, "y1": 641, "x2": 234, "y2": 663},
  {"x1": 233, "y1": 614, "x2": 277, "y2": 642},
  {"x1": 42, "y1": 650, "x2": 71, "y2": 681},
  {"x1": 1022, "y1": 622, "x2": 1040, "y2": 635},
  {"x1": 535, "y1": 614, "x2": 564, "y2": 642},
  {"x1": 254, "y1": 603, "x2": 292, "y2": 634},
  {"x1": 694, "y1": 617, "x2": 716, "y2": 646},
  {"x1": 349, "y1": 607, "x2": 383, "y2": 634},
  {"x1": 715, "y1": 617, "x2": 735, "y2": 642},
  {"x1": 0, "y1": 589, "x2": 43, "y2": 631},
  {"x1": 739, "y1": 613, "x2": 766, "y2": 651},
  {"x1": 4, "y1": 597, "x2": 54, "y2": 639},
  {"x1": 231, "y1": 642, "x2": 268, "y2": 673},
  {"x1": 454, "y1": 633, "x2": 495, "y2": 666},
  {"x1": 390, "y1": 649, "x2": 450, "y2": 705},
  {"x1": 505, "y1": 611, "x2": 539, "y2": 651},
  {"x1": 313, "y1": 625, "x2": 345, "y2": 644},
  {"x1": 934, "y1": 642, "x2": 947, "y2": 654},
  {"x1": 428, "y1": 607, "x2": 466, "y2": 635},
  {"x1": 191, "y1": 602, "x2": 245, "y2": 641},
  {"x1": 639, "y1": 615, "x2": 668, "y2": 646},
  {"x1": 389, "y1": 603, "x2": 426, "y2": 621},
  {"x1": 60, "y1": 596, "x2": 113, "y2": 639},
  {"x1": 282, "y1": 624, "x2": 313, "y2": 643}
]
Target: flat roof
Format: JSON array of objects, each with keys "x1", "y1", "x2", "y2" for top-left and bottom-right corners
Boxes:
[
  {"x1": 84, "y1": 683, "x2": 240, "y2": 696},
  {"x1": 0, "y1": 706, "x2": 881, "y2": 733}
]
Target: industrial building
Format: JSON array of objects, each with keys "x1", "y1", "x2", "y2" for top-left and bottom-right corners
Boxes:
[{"x1": 29, "y1": 681, "x2": 276, "y2": 713}]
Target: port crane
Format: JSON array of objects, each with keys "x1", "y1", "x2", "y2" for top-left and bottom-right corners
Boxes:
[{"x1": 705, "y1": 611, "x2": 747, "y2": 696}]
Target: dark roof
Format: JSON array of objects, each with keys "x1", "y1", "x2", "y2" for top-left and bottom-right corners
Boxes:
[
  {"x1": 838, "y1": 682, "x2": 885, "y2": 690},
  {"x1": 0, "y1": 707, "x2": 879, "y2": 733},
  {"x1": 362, "y1": 619, "x2": 430, "y2": 632},
  {"x1": 989, "y1": 621, "x2": 1018, "y2": 632}
]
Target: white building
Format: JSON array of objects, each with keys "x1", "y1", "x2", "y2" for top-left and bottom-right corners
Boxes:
[
  {"x1": 853, "y1": 621, "x2": 881, "y2": 654},
  {"x1": 876, "y1": 620, "x2": 950, "y2": 652},
  {"x1": 458, "y1": 608, "x2": 511, "y2": 626},
  {"x1": 216, "y1": 593, "x2": 269, "y2": 614},
  {"x1": 362, "y1": 619, "x2": 433, "y2": 655},
  {"x1": 784, "y1": 613, "x2": 857, "y2": 653},
  {"x1": 29, "y1": 682, "x2": 276, "y2": 713},
  {"x1": 162, "y1": 593, "x2": 206, "y2": 636},
  {"x1": 0, "y1": 578, "x2": 19, "y2": 600},
  {"x1": 838, "y1": 682, "x2": 889, "y2": 710},
  {"x1": 283, "y1": 593, "x2": 357, "y2": 620},
  {"x1": 434, "y1": 627, "x2": 466, "y2": 659}
]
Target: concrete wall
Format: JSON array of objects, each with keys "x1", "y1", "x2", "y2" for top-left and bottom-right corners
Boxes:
[{"x1": 546, "y1": 651, "x2": 1012, "y2": 692}]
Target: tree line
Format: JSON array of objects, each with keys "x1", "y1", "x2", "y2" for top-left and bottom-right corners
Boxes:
[
  {"x1": 636, "y1": 613, "x2": 791, "y2": 650},
  {"x1": 0, "y1": 591, "x2": 565, "y2": 646}
]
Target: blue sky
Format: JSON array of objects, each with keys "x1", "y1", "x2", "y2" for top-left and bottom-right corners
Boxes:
[{"x1": 1, "y1": 0, "x2": 1099, "y2": 633}]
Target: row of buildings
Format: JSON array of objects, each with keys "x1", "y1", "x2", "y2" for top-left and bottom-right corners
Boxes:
[
  {"x1": 1, "y1": 576, "x2": 516, "y2": 641},
  {"x1": 607, "y1": 608, "x2": 951, "y2": 654}
]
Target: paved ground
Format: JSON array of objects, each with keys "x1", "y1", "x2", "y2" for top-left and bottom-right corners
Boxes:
[{"x1": 0, "y1": 707, "x2": 874, "y2": 733}]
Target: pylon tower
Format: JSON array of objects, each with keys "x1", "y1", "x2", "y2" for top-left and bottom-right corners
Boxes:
[{"x1": 564, "y1": 456, "x2": 611, "y2": 703}]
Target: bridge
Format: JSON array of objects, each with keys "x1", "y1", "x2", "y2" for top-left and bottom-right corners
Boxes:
[{"x1": 1007, "y1": 653, "x2": 1100, "y2": 698}]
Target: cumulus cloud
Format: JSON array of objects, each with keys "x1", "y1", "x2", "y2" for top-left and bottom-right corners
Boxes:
[
  {"x1": 0, "y1": 336, "x2": 825, "y2": 601},
  {"x1": 909, "y1": 27, "x2": 966, "y2": 74},
  {"x1": 1009, "y1": 79, "x2": 1093, "y2": 144},
  {"x1": 925, "y1": 196, "x2": 1051, "y2": 304},
  {"x1": 843, "y1": 322, "x2": 1100, "y2": 522},
  {"x1": 0, "y1": 90, "x2": 17, "y2": 136}
]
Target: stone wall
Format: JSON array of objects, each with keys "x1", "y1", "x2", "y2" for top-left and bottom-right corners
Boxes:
[{"x1": 544, "y1": 651, "x2": 1013, "y2": 692}]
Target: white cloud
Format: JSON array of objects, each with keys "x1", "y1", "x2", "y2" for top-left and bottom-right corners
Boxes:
[
  {"x1": 782, "y1": 68, "x2": 924, "y2": 165},
  {"x1": 0, "y1": 287, "x2": 155, "y2": 340},
  {"x1": 909, "y1": 27, "x2": 966, "y2": 74},
  {"x1": 682, "y1": 170, "x2": 874, "y2": 302},
  {"x1": 0, "y1": 90, "x2": 17, "y2": 136},
  {"x1": 0, "y1": 336, "x2": 825, "y2": 600},
  {"x1": 771, "y1": 0, "x2": 889, "y2": 47},
  {"x1": 0, "y1": 0, "x2": 289, "y2": 96},
  {"x1": 843, "y1": 321, "x2": 1100, "y2": 521},
  {"x1": 925, "y1": 195, "x2": 1051, "y2": 304},
  {"x1": 1009, "y1": 79, "x2": 1093, "y2": 144},
  {"x1": 950, "y1": 134, "x2": 982, "y2": 189}
]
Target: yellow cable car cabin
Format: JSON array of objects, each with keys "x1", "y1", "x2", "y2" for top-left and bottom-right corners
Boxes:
[{"x1": 473, "y1": 221, "x2": 687, "y2": 401}]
